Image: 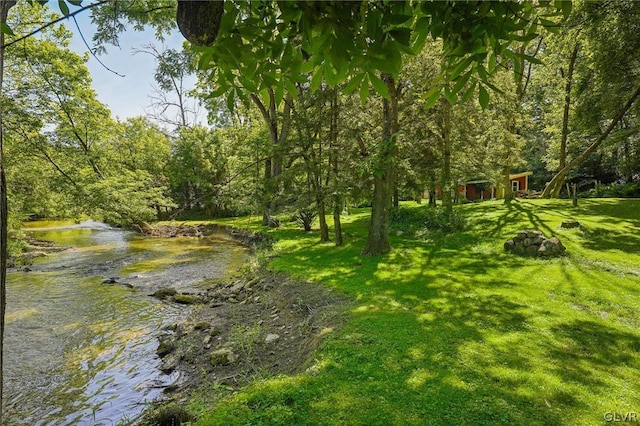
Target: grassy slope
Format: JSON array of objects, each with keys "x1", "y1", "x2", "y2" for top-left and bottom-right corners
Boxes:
[{"x1": 187, "y1": 199, "x2": 640, "y2": 425}]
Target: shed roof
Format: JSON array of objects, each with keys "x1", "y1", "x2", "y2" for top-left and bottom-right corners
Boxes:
[{"x1": 509, "y1": 171, "x2": 533, "y2": 179}]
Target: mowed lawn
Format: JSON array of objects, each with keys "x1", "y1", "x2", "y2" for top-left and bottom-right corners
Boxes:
[{"x1": 190, "y1": 199, "x2": 640, "y2": 425}]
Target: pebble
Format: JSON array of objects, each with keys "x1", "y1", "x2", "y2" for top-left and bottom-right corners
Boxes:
[{"x1": 265, "y1": 333, "x2": 280, "y2": 344}]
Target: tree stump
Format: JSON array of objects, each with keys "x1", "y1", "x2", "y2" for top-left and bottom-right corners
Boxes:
[{"x1": 560, "y1": 221, "x2": 581, "y2": 229}]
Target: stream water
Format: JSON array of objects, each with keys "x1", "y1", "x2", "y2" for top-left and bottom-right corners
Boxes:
[{"x1": 4, "y1": 221, "x2": 249, "y2": 425}]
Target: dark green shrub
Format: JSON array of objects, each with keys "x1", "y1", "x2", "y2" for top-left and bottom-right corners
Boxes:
[
  {"x1": 585, "y1": 181, "x2": 640, "y2": 198},
  {"x1": 390, "y1": 206, "x2": 466, "y2": 235},
  {"x1": 295, "y1": 209, "x2": 317, "y2": 231}
]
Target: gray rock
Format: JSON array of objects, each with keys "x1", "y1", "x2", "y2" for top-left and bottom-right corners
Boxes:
[
  {"x1": 160, "y1": 353, "x2": 180, "y2": 374},
  {"x1": 525, "y1": 245, "x2": 539, "y2": 256},
  {"x1": 265, "y1": 333, "x2": 280, "y2": 344},
  {"x1": 504, "y1": 240, "x2": 515, "y2": 251},
  {"x1": 157, "y1": 339, "x2": 176, "y2": 357},
  {"x1": 153, "y1": 288, "x2": 178, "y2": 299},
  {"x1": 229, "y1": 281, "x2": 245, "y2": 293},
  {"x1": 209, "y1": 346, "x2": 238, "y2": 366}
]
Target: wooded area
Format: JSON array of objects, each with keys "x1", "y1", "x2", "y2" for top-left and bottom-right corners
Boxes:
[
  {"x1": 2, "y1": 1, "x2": 640, "y2": 423},
  {"x1": 2, "y1": 1, "x2": 638, "y2": 255}
]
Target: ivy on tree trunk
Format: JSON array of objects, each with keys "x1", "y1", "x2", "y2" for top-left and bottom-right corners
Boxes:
[{"x1": 362, "y1": 74, "x2": 398, "y2": 256}]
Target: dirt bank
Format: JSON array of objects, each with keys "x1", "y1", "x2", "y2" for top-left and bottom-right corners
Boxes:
[
  {"x1": 138, "y1": 222, "x2": 270, "y2": 248},
  {"x1": 139, "y1": 224, "x2": 350, "y2": 425}
]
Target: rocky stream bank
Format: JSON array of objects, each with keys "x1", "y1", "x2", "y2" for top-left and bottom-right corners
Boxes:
[{"x1": 138, "y1": 223, "x2": 350, "y2": 425}]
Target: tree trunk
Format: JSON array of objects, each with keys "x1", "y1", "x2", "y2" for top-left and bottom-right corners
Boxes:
[
  {"x1": 261, "y1": 156, "x2": 271, "y2": 226},
  {"x1": 362, "y1": 74, "x2": 398, "y2": 256},
  {"x1": 552, "y1": 42, "x2": 580, "y2": 198},
  {"x1": 560, "y1": 43, "x2": 579, "y2": 171},
  {"x1": 441, "y1": 98, "x2": 453, "y2": 218},
  {"x1": 251, "y1": 92, "x2": 291, "y2": 226},
  {"x1": 332, "y1": 194, "x2": 343, "y2": 246},
  {"x1": 542, "y1": 84, "x2": 640, "y2": 198},
  {"x1": 502, "y1": 165, "x2": 513, "y2": 203},
  {"x1": 329, "y1": 90, "x2": 343, "y2": 246},
  {"x1": 362, "y1": 173, "x2": 392, "y2": 255},
  {"x1": 1, "y1": 3, "x2": 17, "y2": 422},
  {"x1": 317, "y1": 198, "x2": 329, "y2": 243}
]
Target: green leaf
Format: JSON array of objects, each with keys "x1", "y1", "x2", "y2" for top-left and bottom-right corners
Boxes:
[
  {"x1": 0, "y1": 22, "x2": 14, "y2": 36},
  {"x1": 539, "y1": 18, "x2": 560, "y2": 33},
  {"x1": 68, "y1": 0, "x2": 83, "y2": 6},
  {"x1": 411, "y1": 17, "x2": 430, "y2": 54},
  {"x1": 58, "y1": 0, "x2": 70, "y2": 16},
  {"x1": 310, "y1": 64, "x2": 324, "y2": 92},
  {"x1": 258, "y1": 88, "x2": 271, "y2": 108},
  {"x1": 476, "y1": 63, "x2": 488, "y2": 82},
  {"x1": 389, "y1": 29, "x2": 412, "y2": 47},
  {"x1": 208, "y1": 84, "x2": 229, "y2": 98},
  {"x1": 344, "y1": 74, "x2": 365, "y2": 95},
  {"x1": 555, "y1": 0, "x2": 572, "y2": 19},
  {"x1": 385, "y1": 14, "x2": 413, "y2": 25},
  {"x1": 478, "y1": 85, "x2": 489, "y2": 109},
  {"x1": 452, "y1": 71, "x2": 471, "y2": 94},
  {"x1": 325, "y1": 64, "x2": 340, "y2": 86},
  {"x1": 226, "y1": 90, "x2": 236, "y2": 112},
  {"x1": 562, "y1": 1, "x2": 572, "y2": 19},
  {"x1": 367, "y1": 9, "x2": 382, "y2": 37},
  {"x1": 444, "y1": 86, "x2": 457, "y2": 104},
  {"x1": 197, "y1": 48, "x2": 215, "y2": 70},
  {"x1": 460, "y1": 82, "x2": 477, "y2": 104},
  {"x1": 359, "y1": 74, "x2": 370, "y2": 105},
  {"x1": 274, "y1": 81, "x2": 284, "y2": 105},
  {"x1": 285, "y1": 80, "x2": 298, "y2": 101},
  {"x1": 522, "y1": 53, "x2": 542, "y2": 65},
  {"x1": 449, "y1": 56, "x2": 473, "y2": 80},
  {"x1": 423, "y1": 86, "x2": 441, "y2": 110},
  {"x1": 368, "y1": 72, "x2": 389, "y2": 100},
  {"x1": 368, "y1": 42, "x2": 402, "y2": 75},
  {"x1": 239, "y1": 75, "x2": 257, "y2": 93},
  {"x1": 487, "y1": 53, "x2": 497, "y2": 73}
]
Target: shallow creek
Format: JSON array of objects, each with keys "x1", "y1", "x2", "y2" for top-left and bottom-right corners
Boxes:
[{"x1": 4, "y1": 220, "x2": 248, "y2": 425}]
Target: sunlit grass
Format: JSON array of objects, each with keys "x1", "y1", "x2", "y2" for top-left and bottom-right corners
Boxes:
[{"x1": 189, "y1": 198, "x2": 640, "y2": 425}]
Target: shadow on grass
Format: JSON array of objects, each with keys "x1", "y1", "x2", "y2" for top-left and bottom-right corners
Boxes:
[
  {"x1": 210, "y1": 203, "x2": 640, "y2": 425},
  {"x1": 545, "y1": 319, "x2": 640, "y2": 387},
  {"x1": 576, "y1": 199, "x2": 640, "y2": 225},
  {"x1": 468, "y1": 200, "x2": 557, "y2": 241},
  {"x1": 578, "y1": 226, "x2": 640, "y2": 254}
]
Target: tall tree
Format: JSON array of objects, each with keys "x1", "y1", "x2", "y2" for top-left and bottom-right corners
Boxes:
[
  {"x1": 542, "y1": 1, "x2": 640, "y2": 198},
  {"x1": 1, "y1": 3, "x2": 20, "y2": 421},
  {"x1": 134, "y1": 45, "x2": 200, "y2": 129}
]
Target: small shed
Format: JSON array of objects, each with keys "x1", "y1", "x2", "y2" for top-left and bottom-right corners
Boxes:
[
  {"x1": 494, "y1": 172, "x2": 533, "y2": 198},
  {"x1": 509, "y1": 171, "x2": 532, "y2": 193},
  {"x1": 434, "y1": 171, "x2": 534, "y2": 202},
  {"x1": 459, "y1": 180, "x2": 492, "y2": 201}
]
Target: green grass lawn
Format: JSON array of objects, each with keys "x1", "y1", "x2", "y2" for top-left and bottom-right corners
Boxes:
[{"x1": 184, "y1": 199, "x2": 640, "y2": 425}]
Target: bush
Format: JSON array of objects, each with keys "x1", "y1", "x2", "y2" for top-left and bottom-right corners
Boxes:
[
  {"x1": 295, "y1": 209, "x2": 317, "y2": 231},
  {"x1": 390, "y1": 206, "x2": 466, "y2": 235},
  {"x1": 584, "y1": 181, "x2": 640, "y2": 198}
]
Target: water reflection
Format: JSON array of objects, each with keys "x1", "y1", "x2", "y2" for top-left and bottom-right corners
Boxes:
[{"x1": 4, "y1": 221, "x2": 248, "y2": 425}]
